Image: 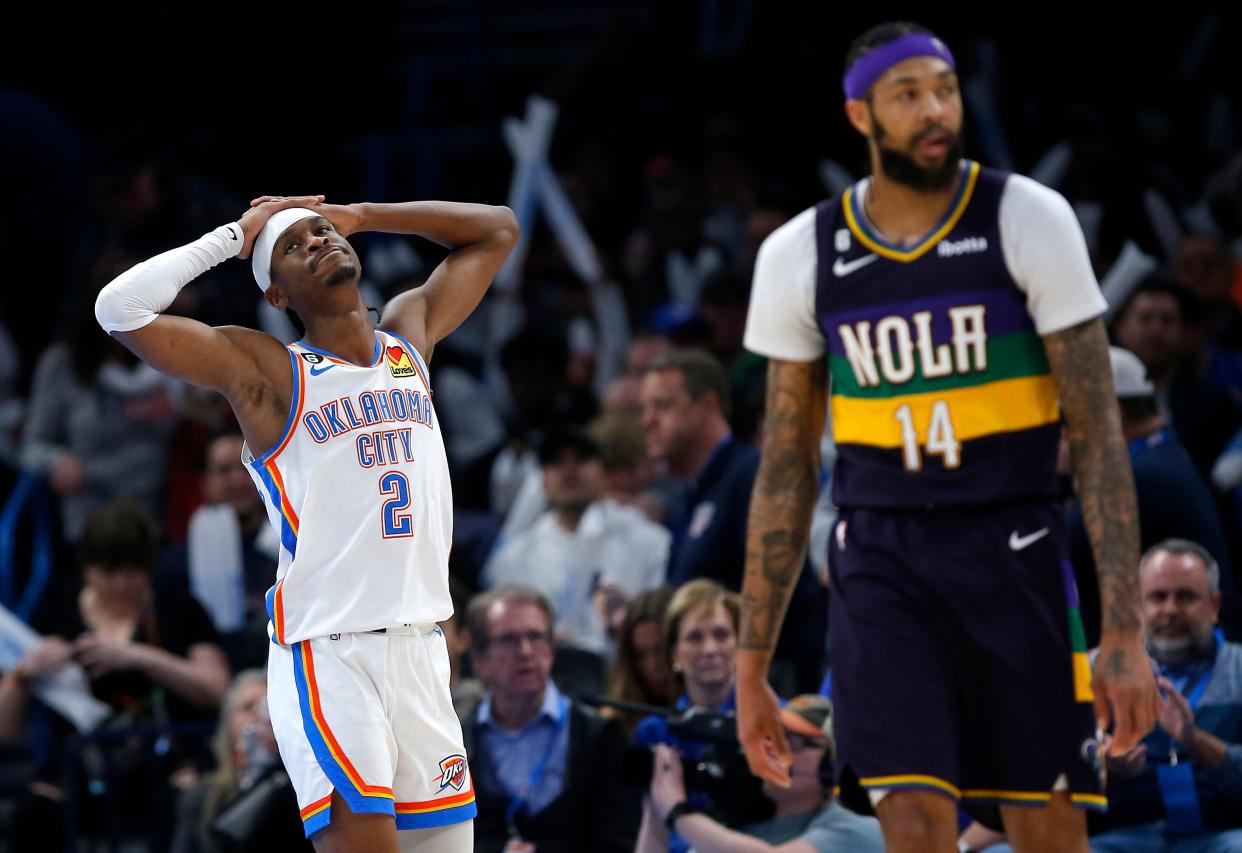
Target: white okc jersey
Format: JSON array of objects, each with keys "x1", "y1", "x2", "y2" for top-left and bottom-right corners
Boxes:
[{"x1": 245, "y1": 330, "x2": 452, "y2": 645}]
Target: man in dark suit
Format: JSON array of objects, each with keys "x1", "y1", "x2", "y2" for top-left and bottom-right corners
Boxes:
[{"x1": 457, "y1": 586, "x2": 638, "y2": 853}]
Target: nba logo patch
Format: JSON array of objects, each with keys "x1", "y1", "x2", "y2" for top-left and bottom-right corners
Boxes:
[
  {"x1": 835, "y1": 229, "x2": 851, "y2": 253},
  {"x1": 386, "y1": 345, "x2": 417, "y2": 379},
  {"x1": 435, "y1": 754, "x2": 468, "y2": 792}
]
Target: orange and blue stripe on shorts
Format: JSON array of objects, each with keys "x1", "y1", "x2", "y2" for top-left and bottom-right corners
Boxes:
[
  {"x1": 292, "y1": 640, "x2": 395, "y2": 830},
  {"x1": 394, "y1": 783, "x2": 477, "y2": 830},
  {"x1": 290, "y1": 641, "x2": 478, "y2": 835}
]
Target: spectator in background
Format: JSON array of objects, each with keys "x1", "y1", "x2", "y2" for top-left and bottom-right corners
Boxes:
[
  {"x1": 640, "y1": 349, "x2": 825, "y2": 692},
  {"x1": 170, "y1": 669, "x2": 310, "y2": 853},
  {"x1": 458, "y1": 586, "x2": 637, "y2": 853},
  {"x1": 1109, "y1": 274, "x2": 1242, "y2": 481},
  {"x1": 483, "y1": 428, "x2": 669, "y2": 661},
  {"x1": 635, "y1": 580, "x2": 739, "y2": 749},
  {"x1": 490, "y1": 326, "x2": 596, "y2": 544},
  {"x1": 442, "y1": 575, "x2": 485, "y2": 718},
  {"x1": 603, "y1": 587, "x2": 676, "y2": 738},
  {"x1": 160, "y1": 428, "x2": 278, "y2": 671},
  {"x1": 601, "y1": 331, "x2": 673, "y2": 418},
  {"x1": 1067, "y1": 348, "x2": 1237, "y2": 643},
  {"x1": 634, "y1": 580, "x2": 743, "y2": 853},
  {"x1": 0, "y1": 499, "x2": 229, "y2": 848},
  {"x1": 589, "y1": 411, "x2": 663, "y2": 522},
  {"x1": 636, "y1": 694, "x2": 884, "y2": 853},
  {"x1": 1089, "y1": 540, "x2": 1242, "y2": 851},
  {"x1": 20, "y1": 251, "x2": 185, "y2": 540},
  {"x1": 1176, "y1": 234, "x2": 1242, "y2": 350}
]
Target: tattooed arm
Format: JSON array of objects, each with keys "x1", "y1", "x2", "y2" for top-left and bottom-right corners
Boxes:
[
  {"x1": 1044, "y1": 317, "x2": 1160, "y2": 753},
  {"x1": 736, "y1": 358, "x2": 826, "y2": 785}
]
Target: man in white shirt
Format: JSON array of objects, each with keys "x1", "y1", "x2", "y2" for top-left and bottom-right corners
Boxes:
[{"x1": 482, "y1": 428, "x2": 669, "y2": 656}]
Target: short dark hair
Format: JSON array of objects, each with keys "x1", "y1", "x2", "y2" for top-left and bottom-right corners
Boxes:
[
  {"x1": 467, "y1": 586, "x2": 555, "y2": 655},
  {"x1": 1119, "y1": 396, "x2": 1160, "y2": 422},
  {"x1": 843, "y1": 21, "x2": 935, "y2": 79},
  {"x1": 1112, "y1": 273, "x2": 1194, "y2": 328},
  {"x1": 647, "y1": 348, "x2": 731, "y2": 418},
  {"x1": 537, "y1": 426, "x2": 602, "y2": 467},
  {"x1": 79, "y1": 499, "x2": 160, "y2": 573}
]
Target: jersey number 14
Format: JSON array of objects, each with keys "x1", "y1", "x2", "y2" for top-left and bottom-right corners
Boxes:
[{"x1": 894, "y1": 401, "x2": 961, "y2": 471}]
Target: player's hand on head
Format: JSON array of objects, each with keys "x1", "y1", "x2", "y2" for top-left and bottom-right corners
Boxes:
[
  {"x1": 1092, "y1": 630, "x2": 1162, "y2": 756},
  {"x1": 237, "y1": 195, "x2": 325, "y2": 259},
  {"x1": 736, "y1": 674, "x2": 793, "y2": 787},
  {"x1": 311, "y1": 201, "x2": 364, "y2": 238}
]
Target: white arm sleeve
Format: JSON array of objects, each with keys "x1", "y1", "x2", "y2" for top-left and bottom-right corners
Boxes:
[
  {"x1": 743, "y1": 207, "x2": 824, "y2": 361},
  {"x1": 94, "y1": 223, "x2": 244, "y2": 333},
  {"x1": 999, "y1": 175, "x2": 1107, "y2": 335}
]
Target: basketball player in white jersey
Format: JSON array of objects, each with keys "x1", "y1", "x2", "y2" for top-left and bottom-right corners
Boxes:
[{"x1": 95, "y1": 193, "x2": 518, "y2": 853}]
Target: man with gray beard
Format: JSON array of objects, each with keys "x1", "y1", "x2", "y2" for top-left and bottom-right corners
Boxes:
[{"x1": 1090, "y1": 539, "x2": 1242, "y2": 852}]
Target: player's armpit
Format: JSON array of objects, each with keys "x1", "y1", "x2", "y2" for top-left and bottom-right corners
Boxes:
[
  {"x1": 740, "y1": 357, "x2": 826, "y2": 654},
  {"x1": 1041, "y1": 317, "x2": 1140, "y2": 632}
]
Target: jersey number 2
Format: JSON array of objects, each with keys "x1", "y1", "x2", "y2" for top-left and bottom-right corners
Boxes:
[
  {"x1": 894, "y1": 401, "x2": 961, "y2": 471},
  {"x1": 379, "y1": 472, "x2": 413, "y2": 538}
]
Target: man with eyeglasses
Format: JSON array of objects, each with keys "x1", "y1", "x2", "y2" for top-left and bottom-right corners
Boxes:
[
  {"x1": 457, "y1": 586, "x2": 639, "y2": 852},
  {"x1": 637, "y1": 694, "x2": 883, "y2": 852}
]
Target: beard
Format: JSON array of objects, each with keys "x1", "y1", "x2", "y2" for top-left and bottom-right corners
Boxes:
[
  {"x1": 872, "y1": 113, "x2": 964, "y2": 192},
  {"x1": 324, "y1": 260, "x2": 359, "y2": 287},
  {"x1": 1146, "y1": 621, "x2": 1216, "y2": 666}
]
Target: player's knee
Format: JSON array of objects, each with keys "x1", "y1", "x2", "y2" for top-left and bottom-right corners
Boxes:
[
  {"x1": 875, "y1": 791, "x2": 957, "y2": 850},
  {"x1": 1001, "y1": 797, "x2": 1087, "y2": 853}
]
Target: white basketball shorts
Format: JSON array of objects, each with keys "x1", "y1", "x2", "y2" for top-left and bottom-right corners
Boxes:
[{"x1": 266, "y1": 624, "x2": 476, "y2": 837}]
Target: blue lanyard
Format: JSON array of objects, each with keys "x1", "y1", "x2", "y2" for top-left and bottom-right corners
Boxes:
[
  {"x1": 1154, "y1": 630, "x2": 1222, "y2": 837},
  {"x1": 1128, "y1": 425, "x2": 1172, "y2": 458},
  {"x1": 505, "y1": 696, "x2": 570, "y2": 838}
]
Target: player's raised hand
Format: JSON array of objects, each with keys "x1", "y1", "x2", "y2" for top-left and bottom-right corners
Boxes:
[
  {"x1": 250, "y1": 195, "x2": 365, "y2": 238},
  {"x1": 237, "y1": 195, "x2": 325, "y2": 258},
  {"x1": 736, "y1": 669, "x2": 793, "y2": 788},
  {"x1": 312, "y1": 201, "x2": 365, "y2": 238},
  {"x1": 1093, "y1": 629, "x2": 1162, "y2": 755}
]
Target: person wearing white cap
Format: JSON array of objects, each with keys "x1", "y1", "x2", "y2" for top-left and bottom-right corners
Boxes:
[
  {"x1": 95, "y1": 193, "x2": 518, "y2": 853},
  {"x1": 1065, "y1": 348, "x2": 1236, "y2": 645}
]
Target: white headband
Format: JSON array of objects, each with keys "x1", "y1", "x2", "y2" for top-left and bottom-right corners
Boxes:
[{"x1": 251, "y1": 207, "x2": 322, "y2": 292}]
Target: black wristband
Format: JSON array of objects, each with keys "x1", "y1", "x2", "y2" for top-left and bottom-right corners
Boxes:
[{"x1": 664, "y1": 800, "x2": 699, "y2": 833}]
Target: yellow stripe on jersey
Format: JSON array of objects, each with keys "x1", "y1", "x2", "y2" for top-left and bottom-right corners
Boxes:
[{"x1": 831, "y1": 374, "x2": 1060, "y2": 448}]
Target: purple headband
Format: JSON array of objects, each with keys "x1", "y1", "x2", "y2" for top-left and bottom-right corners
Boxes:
[{"x1": 843, "y1": 33, "x2": 956, "y2": 100}]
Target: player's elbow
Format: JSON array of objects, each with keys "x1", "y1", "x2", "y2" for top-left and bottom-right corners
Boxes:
[{"x1": 490, "y1": 206, "x2": 520, "y2": 245}]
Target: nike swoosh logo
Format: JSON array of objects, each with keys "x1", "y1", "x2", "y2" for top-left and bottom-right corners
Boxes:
[
  {"x1": 226, "y1": 225, "x2": 238, "y2": 241},
  {"x1": 832, "y1": 254, "x2": 879, "y2": 277},
  {"x1": 309, "y1": 363, "x2": 337, "y2": 376},
  {"x1": 1008, "y1": 528, "x2": 1050, "y2": 551}
]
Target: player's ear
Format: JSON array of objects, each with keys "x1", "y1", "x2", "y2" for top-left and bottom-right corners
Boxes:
[
  {"x1": 266, "y1": 283, "x2": 289, "y2": 312},
  {"x1": 844, "y1": 99, "x2": 871, "y2": 137}
]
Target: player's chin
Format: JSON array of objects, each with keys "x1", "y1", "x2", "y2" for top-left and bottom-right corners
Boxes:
[{"x1": 323, "y1": 262, "x2": 359, "y2": 288}]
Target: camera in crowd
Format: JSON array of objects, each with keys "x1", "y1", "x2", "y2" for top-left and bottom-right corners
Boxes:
[{"x1": 600, "y1": 700, "x2": 773, "y2": 827}]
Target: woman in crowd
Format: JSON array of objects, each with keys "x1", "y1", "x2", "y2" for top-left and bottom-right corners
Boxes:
[
  {"x1": 171, "y1": 669, "x2": 310, "y2": 852},
  {"x1": 604, "y1": 587, "x2": 677, "y2": 737},
  {"x1": 632, "y1": 580, "x2": 741, "y2": 853}
]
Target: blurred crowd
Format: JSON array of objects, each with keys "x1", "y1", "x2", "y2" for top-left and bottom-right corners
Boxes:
[{"x1": 0, "y1": 5, "x2": 1241, "y2": 852}]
